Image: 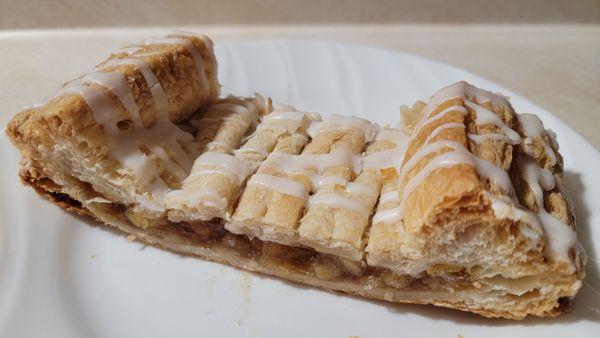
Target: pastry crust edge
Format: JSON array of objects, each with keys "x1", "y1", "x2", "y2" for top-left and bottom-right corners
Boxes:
[{"x1": 18, "y1": 165, "x2": 574, "y2": 321}]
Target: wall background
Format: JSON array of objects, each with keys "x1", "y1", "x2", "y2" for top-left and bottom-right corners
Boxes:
[{"x1": 2, "y1": 0, "x2": 600, "y2": 28}]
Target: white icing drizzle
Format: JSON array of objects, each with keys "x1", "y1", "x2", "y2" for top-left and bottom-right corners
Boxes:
[
  {"x1": 373, "y1": 140, "x2": 514, "y2": 223},
  {"x1": 414, "y1": 105, "x2": 468, "y2": 134},
  {"x1": 234, "y1": 145, "x2": 269, "y2": 159},
  {"x1": 370, "y1": 82, "x2": 576, "y2": 265},
  {"x1": 308, "y1": 192, "x2": 370, "y2": 216},
  {"x1": 144, "y1": 36, "x2": 209, "y2": 99},
  {"x1": 119, "y1": 33, "x2": 211, "y2": 100},
  {"x1": 60, "y1": 84, "x2": 163, "y2": 191},
  {"x1": 416, "y1": 103, "x2": 520, "y2": 146},
  {"x1": 518, "y1": 113, "x2": 547, "y2": 136},
  {"x1": 199, "y1": 101, "x2": 260, "y2": 152},
  {"x1": 311, "y1": 175, "x2": 347, "y2": 191},
  {"x1": 464, "y1": 101, "x2": 521, "y2": 144},
  {"x1": 197, "y1": 188, "x2": 229, "y2": 210},
  {"x1": 167, "y1": 151, "x2": 252, "y2": 212},
  {"x1": 520, "y1": 155, "x2": 576, "y2": 263},
  {"x1": 255, "y1": 118, "x2": 375, "y2": 215},
  {"x1": 362, "y1": 148, "x2": 405, "y2": 172},
  {"x1": 165, "y1": 187, "x2": 227, "y2": 210},
  {"x1": 248, "y1": 174, "x2": 307, "y2": 199},
  {"x1": 256, "y1": 110, "x2": 307, "y2": 134},
  {"x1": 409, "y1": 83, "x2": 517, "y2": 179},
  {"x1": 189, "y1": 152, "x2": 251, "y2": 184},
  {"x1": 61, "y1": 84, "x2": 169, "y2": 206},
  {"x1": 150, "y1": 145, "x2": 187, "y2": 181},
  {"x1": 307, "y1": 114, "x2": 379, "y2": 143},
  {"x1": 517, "y1": 113, "x2": 557, "y2": 165},
  {"x1": 205, "y1": 140, "x2": 231, "y2": 152},
  {"x1": 424, "y1": 122, "x2": 464, "y2": 144},
  {"x1": 512, "y1": 115, "x2": 573, "y2": 262},
  {"x1": 374, "y1": 149, "x2": 477, "y2": 224},
  {"x1": 102, "y1": 58, "x2": 169, "y2": 114},
  {"x1": 267, "y1": 149, "x2": 362, "y2": 176},
  {"x1": 413, "y1": 81, "x2": 515, "y2": 140},
  {"x1": 234, "y1": 108, "x2": 314, "y2": 159},
  {"x1": 36, "y1": 33, "x2": 220, "y2": 211},
  {"x1": 346, "y1": 182, "x2": 377, "y2": 198},
  {"x1": 487, "y1": 193, "x2": 542, "y2": 241},
  {"x1": 79, "y1": 72, "x2": 140, "y2": 118},
  {"x1": 372, "y1": 81, "x2": 520, "y2": 225},
  {"x1": 247, "y1": 160, "x2": 374, "y2": 215},
  {"x1": 420, "y1": 81, "x2": 510, "y2": 119},
  {"x1": 399, "y1": 140, "x2": 458, "y2": 179},
  {"x1": 256, "y1": 123, "x2": 403, "y2": 217},
  {"x1": 362, "y1": 128, "x2": 411, "y2": 172},
  {"x1": 60, "y1": 66, "x2": 196, "y2": 208},
  {"x1": 468, "y1": 133, "x2": 515, "y2": 144},
  {"x1": 303, "y1": 179, "x2": 377, "y2": 215},
  {"x1": 380, "y1": 190, "x2": 400, "y2": 204},
  {"x1": 371, "y1": 205, "x2": 401, "y2": 225}
]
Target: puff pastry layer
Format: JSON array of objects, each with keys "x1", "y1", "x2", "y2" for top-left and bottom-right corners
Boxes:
[{"x1": 6, "y1": 35, "x2": 585, "y2": 319}]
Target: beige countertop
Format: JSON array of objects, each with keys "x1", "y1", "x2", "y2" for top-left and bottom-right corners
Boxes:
[{"x1": 1, "y1": 24, "x2": 599, "y2": 149}]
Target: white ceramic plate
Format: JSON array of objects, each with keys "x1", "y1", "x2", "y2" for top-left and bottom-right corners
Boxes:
[{"x1": 1, "y1": 41, "x2": 599, "y2": 337}]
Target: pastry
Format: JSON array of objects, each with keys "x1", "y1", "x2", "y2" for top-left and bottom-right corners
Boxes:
[
  {"x1": 5, "y1": 34, "x2": 585, "y2": 319},
  {"x1": 7, "y1": 32, "x2": 219, "y2": 227},
  {"x1": 165, "y1": 94, "x2": 271, "y2": 222}
]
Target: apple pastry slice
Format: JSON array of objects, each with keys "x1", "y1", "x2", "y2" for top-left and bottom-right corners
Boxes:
[{"x1": 6, "y1": 33, "x2": 584, "y2": 319}]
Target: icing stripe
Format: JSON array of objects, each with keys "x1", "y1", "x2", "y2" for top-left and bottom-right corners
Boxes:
[
  {"x1": 102, "y1": 58, "x2": 170, "y2": 114},
  {"x1": 191, "y1": 152, "x2": 251, "y2": 184},
  {"x1": 309, "y1": 192, "x2": 370, "y2": 216},
  {"x1": 520, "y1": 155, "x2": 576, "y2": 263},
  {"x1": 144, "y1": 36, "x2": 209, "y2": 100},
  {"x1": 308, "y1": 114, "x2": 379, "y2": 143},
  {"x1": 249, "y1": 174, "x2": 308, "y2": 199}
]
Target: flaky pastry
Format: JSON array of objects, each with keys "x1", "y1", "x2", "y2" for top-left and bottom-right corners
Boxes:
[{"x1": 6, "y1": 34, "x2": 585, "y2": 319}]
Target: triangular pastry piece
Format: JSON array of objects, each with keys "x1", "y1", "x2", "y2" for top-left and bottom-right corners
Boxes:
[{"x1": 6, "y1": 35, "x2": 585, "y2": 319}]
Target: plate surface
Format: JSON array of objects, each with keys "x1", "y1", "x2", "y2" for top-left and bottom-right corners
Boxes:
[{"x1": 1, "y1": 40, "x2": 599, "y2": 337}]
